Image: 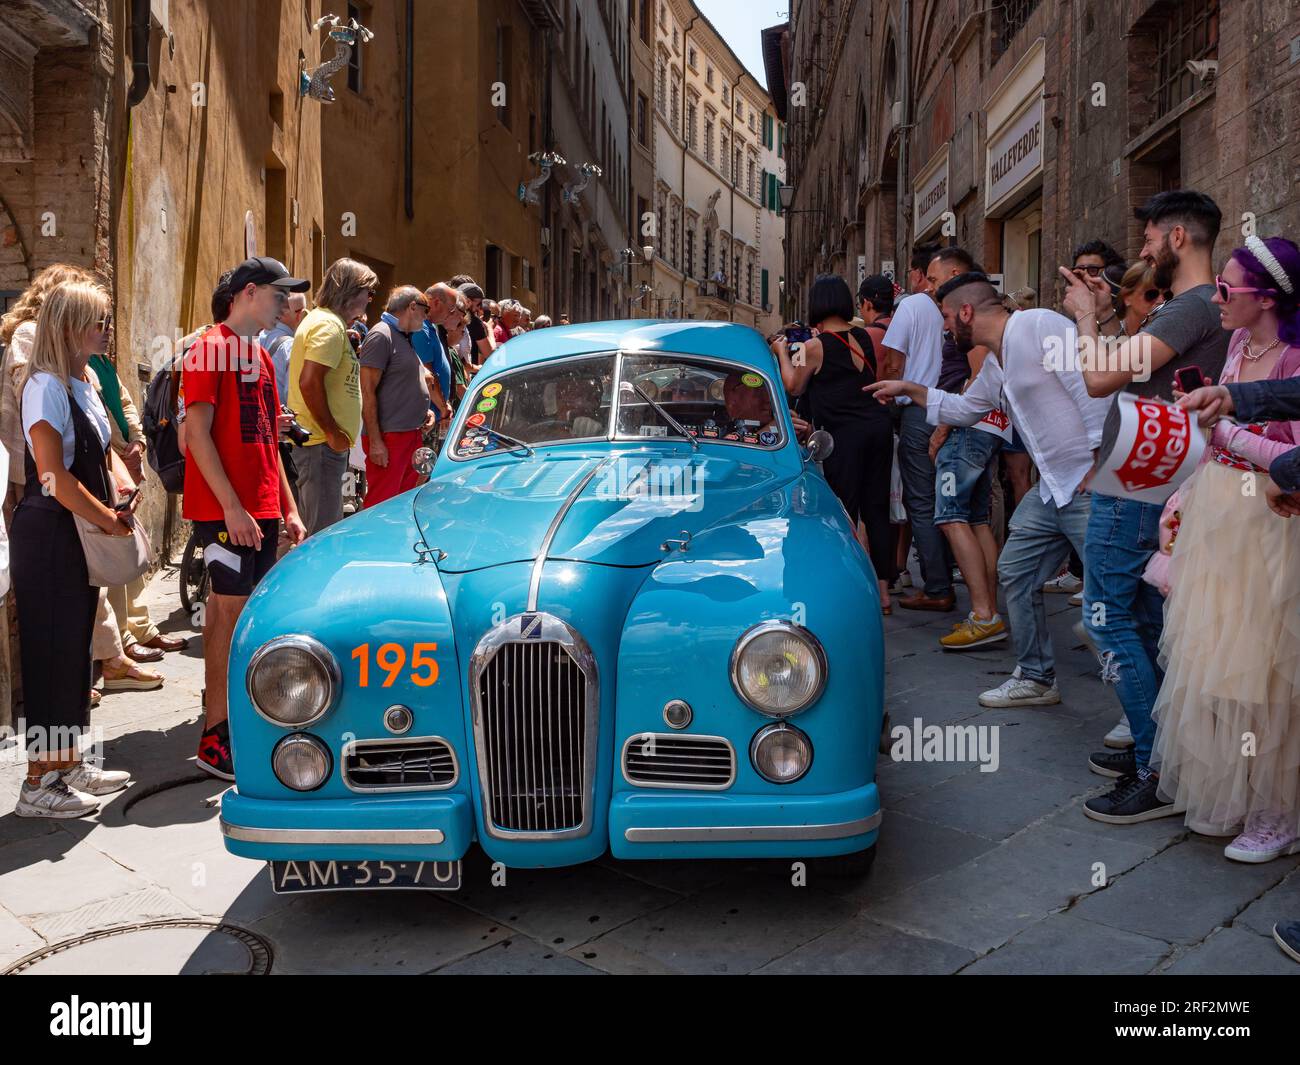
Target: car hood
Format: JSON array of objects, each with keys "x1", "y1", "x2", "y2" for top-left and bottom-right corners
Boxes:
[{"x1": 414, "y1": 448, "x2": 796, "y2": 571}]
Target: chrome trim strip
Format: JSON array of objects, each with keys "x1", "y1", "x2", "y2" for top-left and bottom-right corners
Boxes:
[
  {"x1": 220, "y1": 822, "x2": 446, "y2": 845},
  {"x1": 341, "y1": 735, "x2": 460, "y2": 793},
  {"x1": 245, "y1": 634, "x2": 342, "y2": 729},
  {"x1": 527, "y1": 457, "x2": 611, "y2": 611},
  {"x1": 623, "y1": 811, "x2": 882, "y2": 843},
  {"x1": 469, "y1": 613, "x2": 600, "y2": 841},
  {"x1": 620, "y1": 732, "x2": 736, "y2": 790}
]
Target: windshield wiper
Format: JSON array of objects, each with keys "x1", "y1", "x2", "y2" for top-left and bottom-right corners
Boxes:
[
  {"x1": 627, "y1": 381, "x2": 700, "y2": 450},
  {"x1": 481, "y1": 426, "x2": 534, "y2": 455}
]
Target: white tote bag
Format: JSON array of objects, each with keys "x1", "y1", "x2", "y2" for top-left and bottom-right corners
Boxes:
[{"x1": 0, "y1": 445, "x2": 9, "y2": 601}]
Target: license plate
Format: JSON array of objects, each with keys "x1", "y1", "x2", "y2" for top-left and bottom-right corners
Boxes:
[{"x1": 268, "y1": 859, "x2": 462, "y2": 894}]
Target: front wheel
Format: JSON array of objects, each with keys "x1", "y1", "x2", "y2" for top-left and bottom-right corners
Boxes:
[{"x1": 810, "y1": 843, "x2": 877, "y2": 880}]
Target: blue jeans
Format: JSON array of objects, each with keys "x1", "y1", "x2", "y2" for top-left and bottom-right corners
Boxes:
[
  {"x1": 1082, "y1": 494, "x2": 1165, "y2": 768},
  {"x1": 934, "y1": 427, "x2": 1001, "y2": 526},
  {"x1": 996, "y1": 490, "x2": 1091, "y2": 686},
  {"x1": 897, "y1": 403, "x2": 954, "y2": 596}
]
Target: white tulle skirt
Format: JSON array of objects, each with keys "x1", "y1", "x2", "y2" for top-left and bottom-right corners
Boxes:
[{"x1": 1152, "y1": 461, "x2": 1300, "y2": 836}]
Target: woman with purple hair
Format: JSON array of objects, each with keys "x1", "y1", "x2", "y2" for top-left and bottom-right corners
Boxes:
[{"x1": 1152, "y1": 234, "x2": 1300, "y2": 863}]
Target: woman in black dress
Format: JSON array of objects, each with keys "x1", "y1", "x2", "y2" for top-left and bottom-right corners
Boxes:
[{"x1": 775, "y1": 274, "x2": 896, "y2": 611}]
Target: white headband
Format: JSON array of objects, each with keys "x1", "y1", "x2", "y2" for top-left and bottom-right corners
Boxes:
[{"x1": 1245, "y1": 235, "x2": 1295, "y2": 296}]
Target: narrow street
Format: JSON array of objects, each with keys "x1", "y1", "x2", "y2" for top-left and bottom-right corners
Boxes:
[{"x1": 3, "y1": 564, "x2": 1294, "y2": 976}]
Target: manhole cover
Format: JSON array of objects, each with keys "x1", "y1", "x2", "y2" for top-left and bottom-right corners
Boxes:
[{"x1": 4, "y1": 920, "x2": 272, "y2": 975}]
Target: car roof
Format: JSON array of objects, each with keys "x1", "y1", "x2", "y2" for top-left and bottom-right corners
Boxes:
[{"x1": 481, "y1": 319, "x2": 779, "y2": 375}]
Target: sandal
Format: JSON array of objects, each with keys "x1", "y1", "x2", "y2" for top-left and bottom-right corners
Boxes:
[{"x1": 101, "y1": 661, "x2": 164, "y2": 692}]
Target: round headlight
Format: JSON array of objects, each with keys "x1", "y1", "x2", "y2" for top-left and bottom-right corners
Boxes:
[
  {"x1": 729, "y1": 622, "x2": 827, "y2": 717},
  {"x1": 751, "y1": 722, "x2": 812, "y2": 784},
  {"x1": 272, "y1": 733, "x2": 332, "y2": 791},
  {"x1": 247, "y1": 635, "x2": 339, "y2": 727}
]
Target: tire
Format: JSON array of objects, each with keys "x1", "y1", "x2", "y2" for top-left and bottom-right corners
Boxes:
[
  {"x1": 178, "y1": 533, "x2": 209, "y2": 617},
  {"x1": 811, "y1": 843, "x2": 877, "y2": 880}
]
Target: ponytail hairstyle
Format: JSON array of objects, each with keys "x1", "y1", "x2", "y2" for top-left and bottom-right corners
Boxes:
[
  {"x1": 19, "y1": 280, "x2": 110, "y2": 392},
  {"x1": 1233, "y1": 236, "x2": 1300, "y2": 346}
]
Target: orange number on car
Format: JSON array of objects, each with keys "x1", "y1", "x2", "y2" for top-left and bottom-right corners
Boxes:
[
  {"x1": 352, "y1": 644, "x2": 368, "y2": 688},
  {"x1": 411, "y1": 643, "x2": 439, "y2": 686},
  {"x1": 376, "y1": 643, "x2": 406, "y2": 687}
]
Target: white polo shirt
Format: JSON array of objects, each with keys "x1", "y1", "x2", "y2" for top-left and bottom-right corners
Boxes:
[{"x1": 882, "y1": 292, "x2": 944, "y2": 402}]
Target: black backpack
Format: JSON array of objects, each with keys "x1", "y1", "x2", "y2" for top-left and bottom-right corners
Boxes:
[{"x1": 142, "y1": 353, "x2": 185, "y2": 493}]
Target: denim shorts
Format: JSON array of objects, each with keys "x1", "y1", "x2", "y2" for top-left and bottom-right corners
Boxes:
[{"x1": 934, "y1": 426, "x2": 1002, "y2": 526}]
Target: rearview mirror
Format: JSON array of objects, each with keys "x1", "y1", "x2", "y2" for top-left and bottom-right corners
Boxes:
[
  {"x1": 806, "y1": 429, "x2": 834, "y2": 464},
  {"x1": 412, "y1": 446, "x2": 435, "y2": 476}
]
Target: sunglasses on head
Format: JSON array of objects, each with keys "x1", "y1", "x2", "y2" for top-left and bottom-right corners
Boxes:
[
  {"x1": 1214, "y1": 275, "x2": 1274, "y2": 302},
  {"x1": 414, "y1": 300, "x2": 430, "y2": 310}
]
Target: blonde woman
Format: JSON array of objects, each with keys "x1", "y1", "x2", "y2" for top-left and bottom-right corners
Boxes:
[
  {"x1": 287, "y1": 257, "x2": 377, "y2": 533},
  {"x1": 1, "y1": 264, "x2": 96, "y2": 493},
  {"x1": 12, "y1": 281, "x2": 135, "y2": 817}
]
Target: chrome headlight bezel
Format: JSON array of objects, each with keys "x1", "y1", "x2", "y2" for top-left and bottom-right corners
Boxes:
[
  {"x1": 729, "y1": 621, "x2": 828, "y2": 718},
  {"x1": 271, "y1": 732, "x2": 333, "y2": 792},
  {"x1": 750, "y1": 721, "x2": 813, "y2": 784},
  {"x1": 246, "y1": 634, "x2": 341, "y2": 728}
]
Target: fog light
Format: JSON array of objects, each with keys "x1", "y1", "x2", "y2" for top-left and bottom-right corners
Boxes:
[
  {"x1": 384, "y1": 705, "x2": 414, "y2": 735},
  {"x1": 751, "y1": 722, "x2": 812, "y2": 784},
  {"x1": 663, "y1": 699, "x2": 692, "y2": 729},
  {"x1": 272, "y1": 733, "x2": 331, "y2": 792}
]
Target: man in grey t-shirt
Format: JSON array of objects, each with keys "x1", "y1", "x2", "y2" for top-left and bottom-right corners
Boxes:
[
  {"x1": 1058, "y1": 189, "x2": 1230, "y2": 826},
  {"x1": 359, "y1": 286, "x2": 437, "y2": 507}
]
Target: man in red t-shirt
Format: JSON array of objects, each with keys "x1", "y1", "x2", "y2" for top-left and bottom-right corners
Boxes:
[{"x1": 183, "y1": 257, "x2": 308, "y2": 779}]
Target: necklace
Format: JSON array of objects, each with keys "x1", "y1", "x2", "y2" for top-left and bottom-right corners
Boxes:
[{"x1": 1241, "y1": 336, "x2": 1282, "y2": 362}]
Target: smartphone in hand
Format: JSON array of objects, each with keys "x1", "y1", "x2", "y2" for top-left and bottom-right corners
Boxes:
[
  {"x1": 1175, "y1": 366, "x2": 1210, "y2": 395},
  {"x1": 114, "y1": 487, "x2": 141, "y2": 513}
]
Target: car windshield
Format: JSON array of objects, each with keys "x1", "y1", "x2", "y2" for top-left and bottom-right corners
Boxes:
[{"x1": 451, "y1": 352, "x2": 784, "y2": 458}]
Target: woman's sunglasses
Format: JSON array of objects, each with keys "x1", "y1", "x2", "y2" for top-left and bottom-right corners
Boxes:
[
  {"x1": 95, "y1": 314, "x2": 113, "y2": 331},
  {"x1": 1215, "y1": 275, "x2": 1274, "y2": 302}
]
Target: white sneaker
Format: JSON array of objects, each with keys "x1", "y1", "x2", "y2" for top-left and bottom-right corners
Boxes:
[
  {"x1": 15, "y1": 771, "x2": 100, "y2": 819},
  {"x1": 1103, "y1": 717, "x2": 1134, "y2": 749},
  {"x1": 1069, "y1": 590, "x2": 1084, "y2": 607},
  {"x1": 1043, "y1": 572, "x2": 1083, "y2": 594},
  {"x1": 1073, "y1": 619, "x2": 1100, "y2": 659},
  {"x1": 889, "y1": 572, "x2": 913, "y2": 594},
  {"x1": 61, "y1": 760, "x2": 131, "y2": 796},
  {"x1": 979, "y1": 675, "x2": 1061, "y2": 708}
]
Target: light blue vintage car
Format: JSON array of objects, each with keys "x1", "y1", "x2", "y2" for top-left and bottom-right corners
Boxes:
[{"x1": 220, "y1": 320, "x2": 884, "y2": 893}]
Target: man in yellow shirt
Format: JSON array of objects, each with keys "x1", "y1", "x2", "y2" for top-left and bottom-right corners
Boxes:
[{"x1": 287, "y1": 258, "x2": 376, "y2": 533}]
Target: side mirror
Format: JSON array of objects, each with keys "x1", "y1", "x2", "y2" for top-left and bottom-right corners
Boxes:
[
  {"x1": 412, "y1": 446, "x2": 435, "y2": 476},
  {"x1": 805, "y1": 429, "x2": 834, "y2": 464}
]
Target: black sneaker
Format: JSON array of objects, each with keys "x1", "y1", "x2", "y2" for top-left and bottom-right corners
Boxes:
[
  {"x1": 1088, "y1": 749, "x2": 1137, "y2": 779},
  {"x1": 1274, "y1": 920, "x2": 1300, "y2": 964},
  {"x1": 197, "y1": 720, "x2": 234, "y2": 781},
  {"x1": 1084, "y1": 769, "x2": 1182, "y2": 824}
]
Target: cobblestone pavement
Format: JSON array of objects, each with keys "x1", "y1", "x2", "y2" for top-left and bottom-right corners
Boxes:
[{"x1": 1, "y1": 565, "x2": 1296, "y2": 975}]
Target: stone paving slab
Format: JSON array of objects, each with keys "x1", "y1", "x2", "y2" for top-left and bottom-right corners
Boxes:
[
  {"x1": 1160, "y1": 925, "x2": 1300, "y2": 976},
  {"x1": 434, "y1": 936, "x2": 604, "y2": 975},
  {"x1": 755, "y1": 916, "x2": 976, "y2": 974},
  {"x1": 960, "y1": 912, "x2": 1172, "y2": 975}
]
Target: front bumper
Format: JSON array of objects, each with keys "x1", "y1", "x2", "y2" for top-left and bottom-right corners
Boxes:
[{"x1": 220, "y1": 781, "x2": 880, "y2": 865}]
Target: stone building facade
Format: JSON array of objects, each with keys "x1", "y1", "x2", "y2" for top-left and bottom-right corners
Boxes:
[
  {"x1": 648, "y1": 0, "x2": 784, "y2": 333},
  {"x1": 771, "y1": 0, "x2": 1300, "y2": 317}
]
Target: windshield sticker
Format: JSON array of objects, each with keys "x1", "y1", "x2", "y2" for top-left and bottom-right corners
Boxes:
[
  {"x1": 466, "y1": 412, "x2": 486, "y2": 427},
  {"x1": 482, "y1": 382, "x2": 503, "y2": 398},
  {"x1": 759, "y1": 430, "x2": 778, "y2": 445},
  {"x1": 476, "y1": 397, "x2": 498, "y2": 413},
  {"x1": 640, "y1": 425, "x2": 669, "y2": 437},
  {"x1": 741, "y1": 372, "x2": 763, "y2": 388}
]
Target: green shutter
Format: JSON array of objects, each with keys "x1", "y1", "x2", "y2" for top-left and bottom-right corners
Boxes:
[{"x1": 762, "y1": 269, "x2": 770, "y2": 309}]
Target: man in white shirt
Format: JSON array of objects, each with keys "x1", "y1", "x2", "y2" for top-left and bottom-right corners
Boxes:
[
  {"x1": 879, "y1": 243, "x2": 954, "y2": 609},
  {"x1": 868, "y1": 273, "x2": 1111, "y2": 708}
]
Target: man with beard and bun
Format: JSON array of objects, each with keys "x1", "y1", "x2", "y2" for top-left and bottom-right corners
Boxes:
[
  {"x1": 866, "y1": 273, "x2": 1111, "y2": 708},
  {"x1": 1059, "y1": 190, "x2": 1230, "y2": 825}
]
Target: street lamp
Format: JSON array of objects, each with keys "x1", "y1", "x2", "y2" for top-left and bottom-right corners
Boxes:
[{"x1": 779, "y1": 183, "x2": 795, "y2": 212}]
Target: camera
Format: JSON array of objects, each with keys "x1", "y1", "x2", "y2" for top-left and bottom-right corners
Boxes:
[{"x1": 281, "y1": 406, "x2": 311, "y2": 446}]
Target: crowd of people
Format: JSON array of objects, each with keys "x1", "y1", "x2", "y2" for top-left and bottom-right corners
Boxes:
[
  {"x1": 774, "y1": 188, "x2": 1300, "y2": 964},
  {"x1": 2, "y1": 187, "x2": 1299, "y2": 965},
  {"x1": 0, "y1": 253, "x2": 559, "y2": 811}
]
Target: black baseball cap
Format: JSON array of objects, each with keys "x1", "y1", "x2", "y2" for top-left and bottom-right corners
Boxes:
[{"x1": 223, "y1": 256, "x2": 309, "y2": 294}]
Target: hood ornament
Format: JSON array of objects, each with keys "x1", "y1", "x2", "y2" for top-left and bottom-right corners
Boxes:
[{"x1": 661, "y1": 529, "x2": 692, "y2": 554}]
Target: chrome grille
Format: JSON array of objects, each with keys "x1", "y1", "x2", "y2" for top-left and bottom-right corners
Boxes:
[
  {"x1": 622, "y1": 734, "x2": 736, "y2": 789},
  {"x1": 343, "y1": 738, "x2": 457, "y2": 791},
  {"x1": 476, "y1": 635, "x2": 590, "y2": 834}
]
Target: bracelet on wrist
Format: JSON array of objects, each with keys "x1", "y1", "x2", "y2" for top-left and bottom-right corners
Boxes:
[
  {"x1": 1076, "y1": 310, "x2": 1096, "y2": 323},
  {"x1": 1097, "y1": 312, "x2": 1117, "y2": 326}
]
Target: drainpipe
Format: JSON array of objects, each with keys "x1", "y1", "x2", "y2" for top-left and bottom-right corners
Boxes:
[
  {"x1": 679, "y1": 14, "x2": 698, "y2": 314},
  {"x1": 730, "y1": 70, "x2": 751, "y2": 324},
  {"x1": 404, "y1": 0, "x2": 414, "y2": 220},
  {"x1": 544, "y1": 28, "x2": 554, "y2": 315},
  {"x1": 896, "y1": 0, "x2": 911, "y2": 279},
  {"x1": 127, "y1": 0, "x2": 151, "y2": 107}
]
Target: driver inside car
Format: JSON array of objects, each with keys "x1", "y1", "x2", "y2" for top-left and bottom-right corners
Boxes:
[
  {"x1": 722, "y1": 371, "x2": 778, "y2": 437},
  {"x1": 555, "y1": 375, "x2": 605, "y2": 438}
]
